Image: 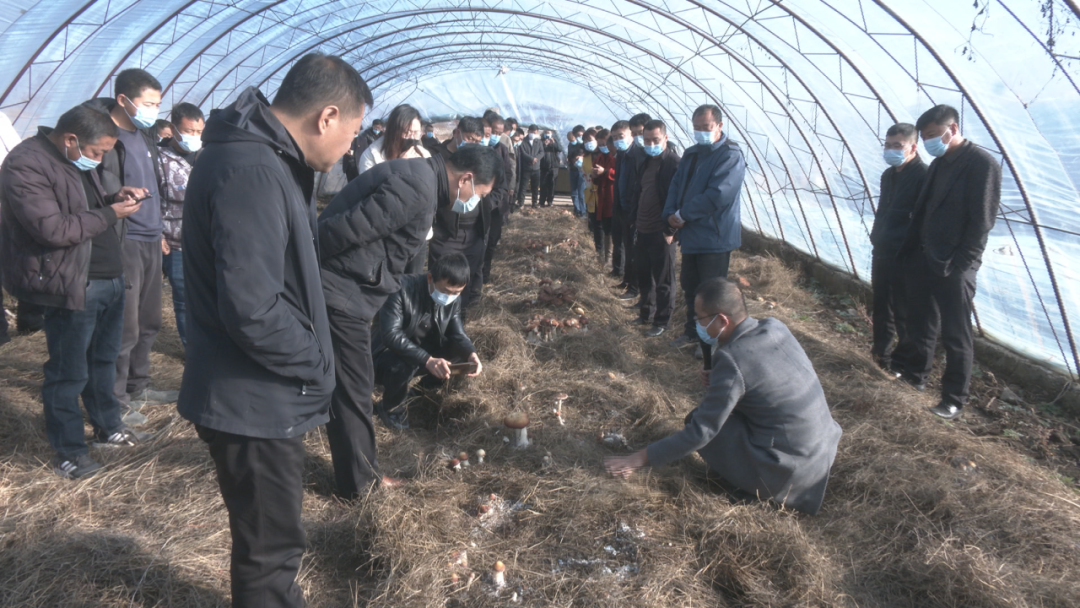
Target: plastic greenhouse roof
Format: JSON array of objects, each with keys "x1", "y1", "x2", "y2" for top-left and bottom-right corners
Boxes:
[{"x1": 0, "y1": 0, "x2": 1078, "y2": 378}]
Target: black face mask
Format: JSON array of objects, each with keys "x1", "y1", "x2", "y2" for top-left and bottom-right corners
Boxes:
[{"x1": 404, "y1": 138, "x2": 423, "y2": 149}]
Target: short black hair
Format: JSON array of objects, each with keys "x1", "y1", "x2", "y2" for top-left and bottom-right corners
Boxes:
[
  {"x1": 513, "y1": 128, "x2": 524, "y2": 137},
  {"x1": 886, "y1": 122, "x2": 917, "y2": 143},
  {"x1": 506, "y1": 117, "x2": 518, "y2": 127},
  {"x1": 170, "y1": 102, "x2": 204, "y2": 126},
  {"x1": 693, "y1": 104, "x2": 723, "y2": 123},
  {"x1": 628, "y1": 113, "x2": 652, "y2": 127},
  {"x1": 429, "y1": 252, "x2": 470, "y2": 287},
  {"x1": 572, "y1": 124, "x2": 585, "y2": 134},
  {"x1": 527, "y1": 124, "x2": 539, "y2": 132},
  {"x1": 423, "y1": 122, "x2": 434, "y2": 130},
  {"x1": 114, "y1": 68, "x2": 162, "y2": 101},
  {"x1": 697, "y1": 278, "x2": 747, "y2": 319},
  {"x1": 486, "y1": 115, "x2": 504, "y2": 128},
  {"x1": 372, "y1": 118, "x2": 385, "y2": 127},
  {"x1": 272, "y1": 53, "x2": 373, "y2": 118},
  {"x1": 595, "y1": 128, "x2": 610, "y2": 142},
  {"x1": 57, "y1": 105, "x2": 119, "y2": 144},
  {"x1": 482, "y1": 109, "x2": 502, "y2": 123},
  {"x1": 456, "y1": 116, "x2": 485, "y2": 137},
  {"x1": 152, "y1": 119, "x2": 173, "y2": 136},
  {"x1": 915, "y1": 104, "x2": 959, "y2": 131},
  {"x1": 610, "y1": 120, "x2": 630, "y2": 133},
  {"x1": 643, "y1": 119, "x2": 667, "y2": 136},
  {"x1": 447, "y1": 144, "x2": 500, "y2": 186}
]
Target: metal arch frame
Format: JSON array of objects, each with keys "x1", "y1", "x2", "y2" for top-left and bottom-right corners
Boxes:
[
  {"x1": 241, "y1": 13, "x2": 825, "y2": 256},
  {"x1": 0, "y1": 0, "x2": 100, "y2": 107},
  {"x1": 238, "y1": 8, "x2": 835, "y2": 260},
  {"x1": 873, "y1": 0, "x2": 1080, "y2": 380}
]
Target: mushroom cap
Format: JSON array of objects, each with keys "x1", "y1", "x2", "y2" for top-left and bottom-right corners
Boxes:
[
  {"x1": 494, "y1": 561, "x2": 506, "y2": 572},
  {"x1": 476, "y1": 449, "x2": 486, "y2": 457},
  {"x1": 459, "y1": 451, "x2": 469, "y2": 461},
  {"x1": 504, "y1": 411, "x2": 530, "y2": 429},
  {"x1": 449, "y1": 458, "x2": 460, "y2": 467},
  {"x1": 555, "y1": 392, "x2": 569, "y2": 401}
]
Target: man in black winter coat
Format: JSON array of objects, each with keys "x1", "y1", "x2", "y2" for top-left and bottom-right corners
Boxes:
[
  {"x1": 179, "y1": 54, "x2": 372, "y2": 608},
  {"x1": 869, "y1": 123, "x2": 927, "y2": 375},
  {"x1": 318, "y1": 143, "x2": 499, "y2": 500},
  {"x1": 482, "y1": 117, "x2": 515, "y2": 285},
  {"x1": 372, "y1": 253, "x2": 482, "y2": 429},
  {"x1": 898, "y1": 104, "x2": 1001, "y2": 420},
  {"x1": 516, "y1": 124, "x2": 544, "y2": 207}
]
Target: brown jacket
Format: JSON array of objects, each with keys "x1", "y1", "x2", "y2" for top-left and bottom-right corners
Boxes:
[{"x1": 0, "y1": 129, "x2": 120, "y2": 310}]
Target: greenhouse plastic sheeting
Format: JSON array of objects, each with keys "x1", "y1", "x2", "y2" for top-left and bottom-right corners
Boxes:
[{"x1": 0, "y1": 0, "x2": 1077, "y2": 378}]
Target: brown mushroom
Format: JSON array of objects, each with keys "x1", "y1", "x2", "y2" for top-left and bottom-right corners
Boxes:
[
  {"x1": 504, "y1": 411, "x2": 530, "y2": 448},
  {"x1": 493, "y1": 561, "x2": 507, "y2": 587}
]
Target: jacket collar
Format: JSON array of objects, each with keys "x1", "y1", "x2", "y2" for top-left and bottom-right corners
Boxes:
[
  {"x1": 939, "y1": 139, "x2": 972, "y2": 165},
  {"x1": 726, "y1": 316, "x2": 759, "y2": 344},
  {"x1": 692, "y1": 132, "x2": 729, "y2": 154},
  {"x1": 33, "y1": 127, "x2": 81, "y2": 174}
]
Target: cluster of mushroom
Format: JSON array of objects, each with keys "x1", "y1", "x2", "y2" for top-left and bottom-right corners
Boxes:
[
  {"x1": 524, "y1": 313, "x2": 589, "y2": 342},
  {"x1": 554, "y1": 237, "x2": 579, "y2": 249},
  {"x1": 448, "y1": 449, "x2": 486, "y2": 471},
  {"x1": 535, "y1": 278, "x2": 576, "y2": 306},
  {"x1": 523, "y1": 238, "x2": 549, "y2": 253}
]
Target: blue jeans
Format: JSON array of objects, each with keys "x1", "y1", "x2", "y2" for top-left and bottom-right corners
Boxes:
[
  {"x1": 569, "y1": 169, "x2": 586, "y2": 216},
  {"x1": 163, "y1": 249, "x2": 186, "y2": 346},
  {"x1": 42, "y1": 277, "x2": 126, "y2": 458}
]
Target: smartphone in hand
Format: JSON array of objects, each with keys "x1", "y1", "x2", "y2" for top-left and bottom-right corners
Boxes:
[{"x1": 448, "y1": 362, "x2": 479, "y2": 376}]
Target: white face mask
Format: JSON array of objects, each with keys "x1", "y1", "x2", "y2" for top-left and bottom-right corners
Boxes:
[
  {"x1": 177, "y1": 132, "x2": 202, "y2": 153},
  {"x1": 452, "y1": 178, "x2": 481, "y2": 214}
]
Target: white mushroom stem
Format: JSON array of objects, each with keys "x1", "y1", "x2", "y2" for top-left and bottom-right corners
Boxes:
[
  {"x1": 476, "y1": 450, "x2": 486, "y2": 465},
  {"x1": 493, "y1": 562, "x2": 507, "y2": 587},
  {"x1": 511, "y1": 426, "x2": 529, "y2": 448},
  {"x1": 556, "y1": 413, "x2": 565, "y2": 426}
]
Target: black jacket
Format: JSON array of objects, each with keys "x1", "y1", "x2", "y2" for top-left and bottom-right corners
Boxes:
[
  {"x1": 490, "y1": 142, "x2": 514, "y2": 220},
  {"x1": 81, "y1": 98, "x2": 162, "y2": 197},
  {"x1": 518, "y1": 136, "x2": 543, "y2": 172},
  {"x1": 870, "y1": 156, "x2": 928, "y2": 258},
  {"x1": 624, "y1": 145, "x2": 681, "y2": 232},
  {"x1": 319, "y1": 155, "x2": 443, "y2": 321},
  {"x1": 900, "y1": 140, "x2": 1001, "y2": 276},
  {"x1": 178, "y1": 87, "x2": 335, "y2": 439},
  {"x1": 428, "y1": 142, "x2": 502, "y2": 239},
  {"x1": 372, "y1": 274, "x2": 475, "y2": 367},
  {"x1": 541, "y1": 139, "x2": 561, "y2": 171}
]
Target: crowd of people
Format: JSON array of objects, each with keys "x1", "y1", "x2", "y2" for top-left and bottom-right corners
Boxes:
[{"x1": 0, "y1": 49, "x2": 1000, "y2": 607}]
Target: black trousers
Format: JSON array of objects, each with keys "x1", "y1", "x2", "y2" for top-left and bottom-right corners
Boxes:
[
  {"x1": 611, "y1": 212, "x2": 626, "y2": 275},
  {"x1": 590, "y1": 214, "x2": 612, "y2": 252},
  {"x1": 621, "y1": 222, "x2": 638, "y2": 290},
  {"x1": 517, "y1": 170, "x2": 540, "y2": 207},
  {"x1": 405, "y1": 240, "x2": 427, "y2": 275},
  {"x1": 680, "y1": 251, "x2": 731, "y2": 338},
  {"x1": 374, "y1": 346, "x2": 467, "y2": 414},
  {"x1": 540, "y1": 168, "x2": 558, "y2": 206},
  {"x1": 429, "y1": 223, "x2": 487, "y2": 311},
  {"x1": 198, "y1": 426, "x2": 306, "y2": 608},
  {"x1": 327, "y1": 308, "x2": 381, "y2": 498},
  {"x1": 635, "y1": 231, "x2": 677, "y2": 328},
  {"x1": 871, "y1": 252, "x2": 915, "y2": 370},
  {"x1": 903, "y1": 253, "x2": 976, "y2": 406},
  {"x1": 483, "y1": 211, "x2": 505, "y2": 283}
]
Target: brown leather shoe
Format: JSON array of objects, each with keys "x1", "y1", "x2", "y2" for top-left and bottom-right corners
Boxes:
[{"x1": 381, "y1": 476, "x2": 404, "y2": 488}]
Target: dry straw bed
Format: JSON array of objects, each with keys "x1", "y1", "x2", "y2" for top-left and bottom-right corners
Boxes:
[{"x1": 1, "y1": 199, "x2": 1079, "y2": 607}]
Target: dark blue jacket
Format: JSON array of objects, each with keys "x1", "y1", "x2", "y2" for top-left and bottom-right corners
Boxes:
[{"x1": 662, "y1": 134, "x2": 746, "y2": 254}]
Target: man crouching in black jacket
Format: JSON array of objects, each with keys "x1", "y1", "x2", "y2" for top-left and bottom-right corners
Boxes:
[
  {"x1": 372, "y1": 253, "x2": 482, "y2": 429},
  {"x1": 318, "y1": 144, "x2": 499, "y2": 499}
]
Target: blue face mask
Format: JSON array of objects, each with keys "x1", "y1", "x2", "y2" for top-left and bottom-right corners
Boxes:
[
  {"x1": 923, "y1": 130, "x2": 950, "y2": 157},
  {"x1": 574, "y1": 157, "x2": 583, "y2": 168},
  {"x1": 599, "y1": 145, "x2": 609, "y2": 154},
  {"x1": 584, "y1": 141, "x2": 597, "y2": 152},
  {"x1": 883, "y1": 149, "x2": 907, "y2": 167},
  {"x1": 425, "y1": 131, "x2": 434, "y2": 139},
  {"x1": 634, "y1": 135, "x2": 644, "y2": 146},
  {"x1": 431, "y1": 287, "x2": 459, "y2": 307},
  {"x1": 489, "y1": 134, "x2": 499, "y2": 147},
  {"x1": 122, "y1": 96, "x2": 157, "y2": 130},
  {"x1": 693, "y1": 130, "x2": 715, "y2": 146},
  {"x1": 69, "y1": 137, "x2": 101, "y2": 172},
  {"x1": 452, "y1": 179, "x2": 481, "y2": 214},
  {"x1": 614, "y1": 138, "x2": 630, "y2": 152},
  {"x1": 696, "y1": 315, "x2": 720, "y2": 346},
  {"x1": 644, "y1": 143, "x2": 663, "y2": 157}
]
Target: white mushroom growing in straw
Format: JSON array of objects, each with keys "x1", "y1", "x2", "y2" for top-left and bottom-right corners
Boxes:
[
  {"x1": 459, "y1": 451, "x2": 470, "y2": 468},
  {"x1": 449, "y1": 458, "x2": 461, "y2": 472},
  {"x1": 552, "y1": 392, "x2": 568, "y2": 425},
  {"x1": 475, "y1": 449, "x2": 486, "y2": 465},
  {"x1": 493, "y1": 561, "x2": 507, "y2": 588},
  {"x1": 504, "y1": 411, "x2": 530, "y2": 448}
]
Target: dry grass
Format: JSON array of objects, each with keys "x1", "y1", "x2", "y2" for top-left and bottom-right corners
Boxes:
[{"x1": 1, "y1": 199, "x2": 1079, "y2": 607}]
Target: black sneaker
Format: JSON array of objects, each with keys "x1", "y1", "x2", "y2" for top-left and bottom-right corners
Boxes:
[
  {"x1": 930, "y1": 402, "x2": 963, "y2": 419},
  {"x1": 900, "y1": 374, "x2": 926, "y2": 392},
  {"x1": 629, "y1": 317, "x2": 650, "y2": 326},
  {"x1": 53, "y1": 454, "x2": 102, "y2": 479},
  {"x1": 646, "y1": 326, "x2": 667, "y2": 337},
  {"x1": 375, "y1": 403, "x2": 409, "y2": 430},
  {"x1": 93, "y1": 427, "x2": 152, "y2": 448},
  {"x1": 617, "y1": 289, "x2": 639, "y2": 301}
]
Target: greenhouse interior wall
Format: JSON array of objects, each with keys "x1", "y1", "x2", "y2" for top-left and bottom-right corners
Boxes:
[{"x1": 0, "y1": 0, "x2": 1077, "y2": 379}]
